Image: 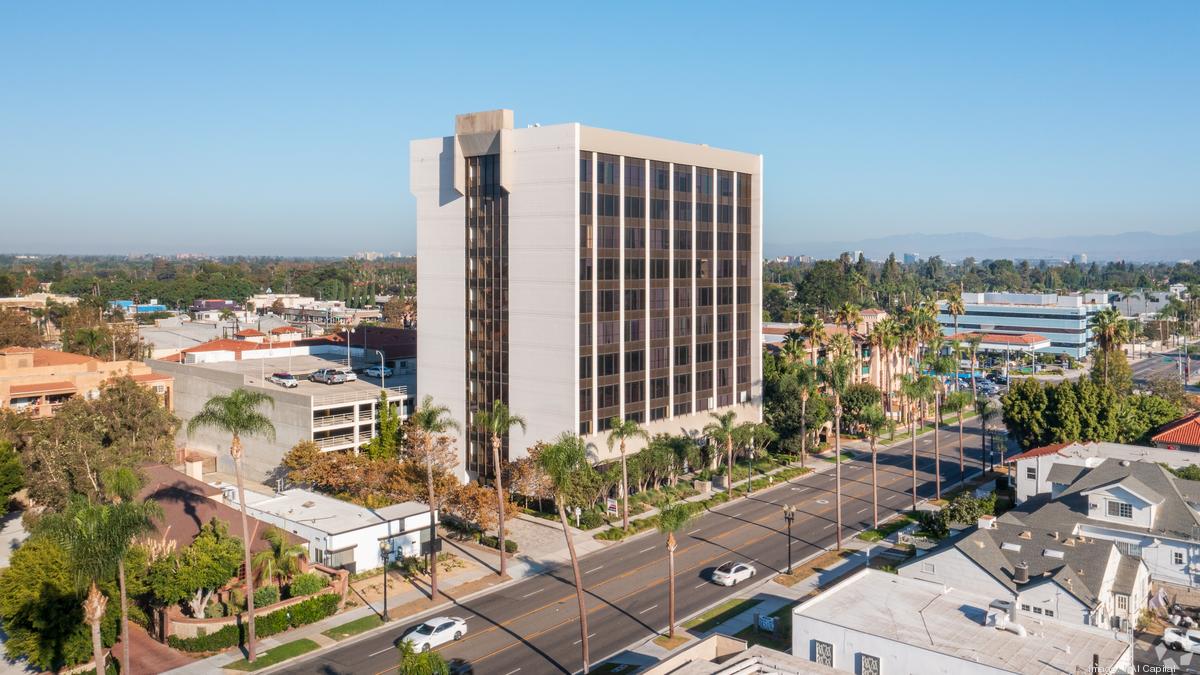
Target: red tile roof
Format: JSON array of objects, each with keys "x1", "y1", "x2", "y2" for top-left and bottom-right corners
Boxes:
[
  {"x1": 1152, "y1": 412, "x2": 1200, "y2": 448},
  {"x1": 8, "y1": 380, "x2": 76, "y2": 397},
  {"x1": 235, "y1": 328, "x2": 266, "y2": 337},
  {"x1": 1003, "y1": 442, "x2": 1074, "y2": 463},
  {"x1": 0, "y1": 347, "x2": 33, "y2": 355},
  {"x1": 270, "y1": 326, "x2": 302, "y2": 334},
  {"x1": 948, "y1": 332, "x2": 1050, "y2": 346},
  {"x1": 130, "y1": 372, "x2": 173, "y2": 384}
]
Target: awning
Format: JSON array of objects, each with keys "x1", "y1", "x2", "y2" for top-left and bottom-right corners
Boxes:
[{"x1": 7, "y1": 381, "x2": 77, "y2": 397}]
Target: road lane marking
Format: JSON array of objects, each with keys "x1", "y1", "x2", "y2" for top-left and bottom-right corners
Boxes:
[
  {"x1": 503, "y1": 669, "x2": 522, "y2": 675},
  {"x1": 823, "y1": 523, "x2": 834, "y2": 529},
  {"x1": 694, "y1": 581, "x2": 709, "y2": 589},
  {"x1": 688, "y1": 528, "x2": 702, "y2": 535},
  {"x1": 521, "y1": 588, "x2": 544, "y2": 598},
  {"x1": 586, "y1": 565, "x2": 604, "y2": 574},
  {"x1": 572, "y1": 633, "x2": 597, "y2": 645},
  {"x1": 640, "y1": 545, "x2": 656, "y2": 553},
  {"x1": 368, "y1": 645, "x2": 394, "y2": 657},
  {"x1": 857, "y1": 507, "x2": 868, "y2": 514},
  {"x1": 639, "y1": 604, "x2": 659, "y2": 614}
]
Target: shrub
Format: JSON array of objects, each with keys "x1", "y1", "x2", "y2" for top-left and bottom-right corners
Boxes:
[
  {"x1": 577, "y1": 509, "x2": 606, "y2": 530},
  {"x1": 478, "y1": 534, "x2": 518, "y2": 554},
  {"x1": 253, "y1": 584, "x2": 281, "y2": 608},
  {"x1": 167, "y1": 593, "x2": 340, "y2": 652},
  {"x1": 204, "y1": 602, "x2": 229, "y2": 619},
  {"x1": 288, "y1": 572, "x2": 328, "y2": 598}
]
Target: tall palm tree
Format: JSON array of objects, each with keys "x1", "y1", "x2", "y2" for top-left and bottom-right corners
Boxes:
[
  {"x1": 800, "y1": 313, "x2": 826, "y2": 366},
  {"x1": 187, "y1": 388, "x2": 276, "y2": 663},
  {"x1": 219, "y1": 307, "x2": 240, "y2": 334},
  {"x1": 100, "y1": 468, "x2": 160, "y2": 675},
  {"x1": 537, "y1": 432, "x2": 592, "y2": 673},
  {"x1": 925, "y1": 351, "x2": 955, "y2": 501},
  {"x1": 856, "y1": 404, "x2": 892, "y2": 529},
  {"x1": 656, "y1": 502, "x2": 695, "y2": 640},
  {"x1": 252, "y1": 528, "x2": 307, "y2": 588},
  {"x1": 874, "y1": 317, "x2": 900, "y2": 424},
  {"x1": 74, "y1": 326, "x2": 107, "y2": 359},
  {"x1": 945, "y1": 295, "x2": 966, "y2": 379},
  {"x1": 899, "y1": 373, "x2": 932, "y2": 510},
  {"x1": 606, "y1": 417, "x2": 649, "y2": 530},
  {"x1": 704, "y1": 411, "x2": 739, "y2": 500},
  {"x1": 1091, "y1": 307, "x2": 1130, "y2": 387},
  {"x1": 737, "y1": 421, "x2": 777, "y2": 490},
  {"x1": 794, "y1": 363, "x2": 817, "y2": 467},
  {"x1": 472, "y1": 400, "x2": 526, "y2": 578},
  {"x1": 781, "y1": 330, "x2": 806, "y2": 365},
  {"x1": 820, "y1": 353, "x2": 853, "y2": 550},
  {"x1": 409, "y1": 395, "x2": 461, "y2": 600},
  {"x1": 945, "y1": 391, "x2": 974, "y2": 484},
  {"x1": 975, "y1": 396, "x2": 996, "y2": 473},
  {"x1": 967, "y1": 334, "x2": 984, "y2": 401},
  {"x1": 834, "y1": 303, "x2": 862, "y2": 382}
]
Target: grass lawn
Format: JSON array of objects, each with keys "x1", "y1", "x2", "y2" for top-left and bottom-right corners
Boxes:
[
  {"x1": 682, "y1": 598, "x2": 761, "y2": 633},
  {"x1": 224, "y1": 638, "x2": 320, "y2": 671},
  {"x1": 321, "y1": 614, "x2": 384, "y2": 640},
  {"x1": 652, "y1": 634, "x2": 690, "y2": 650},
  {"x1": 822, "y1": 451, "x2": 854, "y2": 463},
  {"x1": 856, "y1": 513, "x2": 916, "y2": 542},
  {"x1": 732, "y1": 603, "x2": 793, "y2": 652}
]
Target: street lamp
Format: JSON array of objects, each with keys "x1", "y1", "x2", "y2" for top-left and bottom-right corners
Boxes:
[
  {"x1": 782, "y1": 504, "x2": 796, "y2": 573},
  {"x1": 374, "y1": 349, "x2": 387, "y2": 390},
  {"x1": 379, "y1": 539, "x2": 393, "y2": 622}
]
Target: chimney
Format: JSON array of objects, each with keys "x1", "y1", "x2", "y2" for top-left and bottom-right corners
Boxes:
[
  {"x1": 1019, "y1": 530, "x2": 1032, "y2": 540},
  {"x1": 978, "y1": 514, "x2": 997, "y2": 530},
  {"x1": 1015, "y1": 561, "x2": 1030, "y2": 584}
]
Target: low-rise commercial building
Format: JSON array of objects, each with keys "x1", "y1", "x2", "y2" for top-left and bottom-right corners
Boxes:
[
  {"x1": 213, "y1": 483, "x2": 433, "y2": 574},
  {"x1": 938, "y1": 292, "x2": 1109, "y2": 358},
  {"x1": 0, "y1": 346, "x2": 173, "y2": 416},
  {"x1": 791, "y1": 569, "x2": 1133, "y2": 674}
]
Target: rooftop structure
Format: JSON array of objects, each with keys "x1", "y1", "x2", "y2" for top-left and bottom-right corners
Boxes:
[
  {"x1": 642, "y1": 636, "x2": 835, "y2": 674},
  {"x1": 1152, "y1": 411, "x2": 1200, "y2": 452},
  {"x1": 214, "y1": 483, "x2": 433, "y2": 574},
  {"x1": 0, "y1": 346, "x2": 173, "y2": 416},
  {"x1": 415, "y1": 109, "x2": 762, "y2": 478},
  {"x1": 1006, "y1": 440, "x2": 1200, "y2": 504},
  {"x1": 938, "y1": 291, "x2": 1109, "y2": 358},
  {"x1": 792, "y1": 569, "x2": 1133, "y2": 674}
]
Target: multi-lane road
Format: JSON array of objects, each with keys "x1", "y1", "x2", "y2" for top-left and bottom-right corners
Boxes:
[
  {"x1": 281, "y1": 419, "x2": 990, "y2": 675},
  {"x1": 1131, "y1": 349, "x2": 1196, "y2": 387}
]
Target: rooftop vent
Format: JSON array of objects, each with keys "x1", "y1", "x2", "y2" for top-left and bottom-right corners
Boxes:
[
  {"x1": 1019, "y1": 530, "x2": 1033, "y2": 540},
  {"x1": 1043, "y1": 549, "x2": 1065, "y2": 559},
  {"x1": 1002, "y1": 542, "x2": 1022, "y2": 552},
  {"x1": 301, "y1": 501, "x2": 315, "y2": 508},
  {"x1": 1015, "y1": 561, "x2": 1030, "y2": 584},
  {"x1": 1120, "y1": 460, "x2": 1131, "y2": 467}
]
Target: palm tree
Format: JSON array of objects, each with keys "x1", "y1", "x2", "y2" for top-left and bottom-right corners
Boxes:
[
  {"x1": 537, "y1": 432, "x2": 592, "y2": 673},
  {"x1": 1091, "y1": 307, "x2": 1130, "y2": 387},
  {"x1": 656, "y1": 502, "x2": 695, "y2": 640},
  {"x1": 737, "y1": 421, "x2": 777, "y2": 490},
  {"x1": 472, "y1": 400, "x2": 525, "y2": 578},
  {"x1": 100, "y1": 468, "x2": 160, "y2": 675},
  {"x1": 800, "y1": 313, "x2": 826, "y2": 366},
  {"x1": 606, "y1": 417, "x2": 649, "y2": 530},
  {"x1": 945, "y1": 295, "x2": 966, "y2": 380},
  {"x1": 975, "y1": 396, "x2": 997, "y2": 473},
  {"x1": 781, "y1": 330, "x2": 806, "y2": 366},
  {"x1": 219, "y1": 307, "x2": 240, "y2": 334},
  {"x1": 945, "y1": 391, "x2": 974, "y2": 484},
  {"x1": 856, "y1": 404, "x2": 892, "y2": 529},
  {"x1": 794, "y1": 364, "x2": 817, "y2": 467},
  {"x1": 74, "y1": 326, "x2": 107, "y2": 359},
  {"x1": 834, "y1": 303, "x2": 862, "y2": 382},
  {"x1": 925, "y1": 351, "x2": 955, "y2": 501},
  {"x1": 187, "y1": 388, "x2": 276, "y2": 663},
  {"x1": 409, "y1": 395, "x2": 461, "y2": 600},
  {"x1": 252, "y1": 528, "x2": 306, "y2": 589},
  {"x1": 899, "y1": 373, "x2": 933, "y2": 510},
  {"x1": 967, "y1": 334, "x2": 984, "y2": 400},
  {"x1": 820, "y1": 353, "x2": 853, "y2": 550},
  {"x1": 704, "y1": 411, "x2": 739, "y2": 500}
]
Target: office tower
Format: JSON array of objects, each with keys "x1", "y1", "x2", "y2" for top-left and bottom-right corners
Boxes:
[{"x1": 413, "y1": 110, "x2": 763, "y2": 478}]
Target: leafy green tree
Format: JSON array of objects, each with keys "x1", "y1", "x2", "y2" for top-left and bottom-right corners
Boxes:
[
  {"x1": 606, "y1": 417, "x2": 649, "y2": 530},
  {"x1": 1001, "y1": 378, "x2": 1050, "y2": 449},
  {"x1": 0, "y1": 536, "x2": 109, "y2": 671},
  {"x1": 0, "y1": 308, "x2": 42, "y2": 348},
  {"x1": 537, "y1": 432, "x2": 592, "y2": 673},
  {"x1": 472, "y1": 400, "x2": 525, "y2": 578},
  {"x1": 366, "y1": 389, "x2": 401, "y2": 460},
  {"x1": 0, "y1": 441, "x2": 23, "y2": 507},
  {"x1": 840, "y1": 383, "x2": 882, "y2": 425},
  {"x1": 1091, "y1": 348, "x2": 1134, "y2": 395},
  {"x1": 656, "y1": 502, "x2": 695, "y2": 639},
  {"x1": 148, "y1": 518, "x2": 244, "y2": 617},
  {"x1": 187, "y1": 388, "x2": 276, "y2": 663},
  {"x1": 397, "y1": 639, "x2": 450, "y2": 674}
]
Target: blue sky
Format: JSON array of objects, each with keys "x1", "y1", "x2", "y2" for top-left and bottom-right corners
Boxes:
[{"x1": 1, "y1": 2, "x2": 1197, "y2": 256}]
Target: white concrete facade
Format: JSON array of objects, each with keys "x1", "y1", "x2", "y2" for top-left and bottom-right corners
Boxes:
[{"x1": 413, "y1": 111, "x2": 763, "y2": 476}]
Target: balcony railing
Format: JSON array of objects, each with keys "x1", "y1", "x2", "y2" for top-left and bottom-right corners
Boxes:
[
  {"x1": 312, "y1": 385, "x2": 407, "y2": 408},
  {"x1": 312, "y1": 412, "x2": 356, "y2": 429},
  {"x1": 314, "y1": 434, "x2": 358, "y2": 450}
]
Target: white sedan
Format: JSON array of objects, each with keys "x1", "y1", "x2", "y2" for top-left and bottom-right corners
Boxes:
[
  {"x1": 712, "y1": 561, "x2": 756, "y2": 586},
  {"x1": 365, "y1": 365, "x2": 393, "y2": 378},
  {"x1": 401, "y1": 616, "x2": 469, "y2": 652},
  {"x1": 1163, "y1": 627, "x2": 1200, "y2": 654}
]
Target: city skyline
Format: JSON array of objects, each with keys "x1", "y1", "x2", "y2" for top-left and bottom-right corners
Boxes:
[{"x1": 3, "y1": 2, "x2": 1198, "y2": 256}]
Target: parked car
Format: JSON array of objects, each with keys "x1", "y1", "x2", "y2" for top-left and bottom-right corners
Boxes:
[
  {"x1": 338, "y1": 368, "x2": 357, "y2": 382},
  {"x1": 400, "y1": 616, "x2": 469, "y2": 652},
  {"x1": 365, "y1": 365, "x2": 393, "y2": 378},
  {"x1": 309, "y1": 368, "x2": 347, "y2": 385},
  {"x1": 987, "y1": 372, "x2": 1009, "y2": 385},
  {"x1": 1163, "y1": 627, "x2": 1200, "y2": 654},
  {"x1": 711, "y1": 561, "x2": 756, "y2": 586},
  {"x1": 267, "y1": 372, "x2": 299, "y2": 388},
  {"x1": 448, "y1": 659, "x2": 474, "y2": 675}
]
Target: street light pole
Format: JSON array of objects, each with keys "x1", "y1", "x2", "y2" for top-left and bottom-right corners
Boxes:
[
  {"x1": 374, "y1": 349, "x2": 386, "y2": 390},
  {"x1": 782, "y1": 504, "x2": 796, "y2": 573},
  {"x1": 379, "y1": 540, "x2": 392, "y2": 622}
]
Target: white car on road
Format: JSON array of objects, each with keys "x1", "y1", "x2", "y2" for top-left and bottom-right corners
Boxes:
[
  {"x1": 401, "y1": 616, "x2": 469, "y2": 652},
  {"x1": 1163, "y1": 627, "x2": 1200, "y2": 654},
  {"x1": 365, "y1": 365, "x2": 393, "y2": 378},
  {"x1": 712, "y1": 561, "x2": 756, "y2": 586}
]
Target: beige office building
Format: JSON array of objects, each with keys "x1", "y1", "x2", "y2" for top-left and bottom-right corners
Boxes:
[{"x1": 412, "y1": 110, "x2": 763, "y2": 478}]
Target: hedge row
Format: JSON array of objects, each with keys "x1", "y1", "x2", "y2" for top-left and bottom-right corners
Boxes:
[
  {"x1": 478, "y1": 534, "x2": 518, "y2": 554},
  {"x1": 168, "y1": 593, "x2": 340, "y2": 653}
]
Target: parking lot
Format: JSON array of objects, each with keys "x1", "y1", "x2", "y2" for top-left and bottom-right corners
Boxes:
[{"x1": 197, "y1": 353, "x2": 413, "y2": 398}]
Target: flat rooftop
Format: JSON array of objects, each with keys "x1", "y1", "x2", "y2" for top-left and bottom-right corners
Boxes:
[
  {"x1": 184, "y1": 353, "x2": 404, "y2": 402},
  {"x1": 215, "y1": 484, "x2": 429, "y2": 535},
  {"x1": 794, "y1": 570, "x2": 1130, "y2": 675},
  {"x1": 139, "y1": 320, "x2": 231, "y2": 351}
]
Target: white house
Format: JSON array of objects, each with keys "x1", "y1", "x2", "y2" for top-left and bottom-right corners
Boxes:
[
  {"x1": 215, "y1": 484, "x2": 435, "y2": 574},
  {"x1": 791, "y1": 569, "x2": 1134, "y2": 674},
  {"x1": 1006, "y1": 441, "x2": 1200, "y2": 505}
]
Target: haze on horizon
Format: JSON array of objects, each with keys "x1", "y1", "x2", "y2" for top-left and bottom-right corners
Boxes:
[{"x1": 1, "y1": 2, "x2": 1197, "y2": 257}]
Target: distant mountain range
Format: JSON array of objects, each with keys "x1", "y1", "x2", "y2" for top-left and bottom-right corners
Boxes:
[{"x1": 767, "y1": 231, "x2": 1200, "y2": 263}]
